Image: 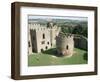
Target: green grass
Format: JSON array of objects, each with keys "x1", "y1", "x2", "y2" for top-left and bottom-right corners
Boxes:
[{"x1": 28, "y1": 48, "x2": 87, "y2": 66}]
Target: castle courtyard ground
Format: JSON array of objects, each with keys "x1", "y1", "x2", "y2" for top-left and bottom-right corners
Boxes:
[{"x1": 28, "y1": 48, "x2": 87, "y2": 66}]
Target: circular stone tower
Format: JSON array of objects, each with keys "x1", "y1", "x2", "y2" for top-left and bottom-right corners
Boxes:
[{"x1": 56, "y1": 32, "x2": 74, "y2": 57}]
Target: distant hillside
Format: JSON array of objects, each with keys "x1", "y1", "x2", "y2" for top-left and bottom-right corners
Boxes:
[{"x1": 28, "y1": 18, "x2": 87, "y2": 26}]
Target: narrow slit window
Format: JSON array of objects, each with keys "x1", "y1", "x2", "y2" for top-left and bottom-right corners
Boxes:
[
  {"x1": 66, "y1": 45, "x2": 68, "y2": 50},
  {"x1": 43, "y1": 33, "x2": 45, "y2": 39},
  {"x1": 28, "y1": 41, "x2": 31, "y2": 47},
  {"x1": 47, "y1": 42, "x2": 49, "y2": 45}
]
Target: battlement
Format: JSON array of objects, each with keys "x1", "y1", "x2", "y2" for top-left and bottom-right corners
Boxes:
[
  {"x1": 56, "y1": 32, "x2": 74, "y2": 57},
  {"x1": 57, "y1": 32, "x2": 74, "y2": 40},
  {"x1": 29, "y1": 23, "x2": 60, "y2": 31}
]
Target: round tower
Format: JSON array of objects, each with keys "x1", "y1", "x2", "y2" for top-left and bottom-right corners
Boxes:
[{"x1": 56, "y1": 32, "x2": 74, "y2": 57}]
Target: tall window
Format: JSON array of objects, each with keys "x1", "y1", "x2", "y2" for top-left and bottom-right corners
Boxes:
[
  {"x1": 28, "y1": 41, "x2": 31, "y2": 47},
  {"x1": 43, "y1": 33, "x2": 45, "y2": 39},
  {"x1": 66, "y1": 45, "x2": 68, "y2": 50}
]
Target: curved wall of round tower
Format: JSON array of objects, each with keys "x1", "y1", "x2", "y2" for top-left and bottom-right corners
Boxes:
[{"x1": 56, "y1": 33, "x2": 74, "y2": 57}]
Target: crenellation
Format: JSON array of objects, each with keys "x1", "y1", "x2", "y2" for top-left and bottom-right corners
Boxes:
[
  {"x1": 28, "y1": 22, "x2": 61, "y2": 53},
  {"x1": 28, "y1": 21, "x2": 85, "y2": 58}
]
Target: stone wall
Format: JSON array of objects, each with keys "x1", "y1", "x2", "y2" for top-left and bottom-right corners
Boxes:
[
  {"x1": 30, "y1": 30, "x2": 38, "y2": 52},
  {"x1": 74, "y1": 35, "x2": 87, "y2": 50},
  {"x1": 28, "y1": 23, "x2": 61, "y2": 54},
  {"x1": 28, "y1": 28, "x2": 32, "y2": 55},
  {"x1": 56, "y1": 33, "x2": 74, "y2": 57},
  {"x1": 35, "y1": 28, "x2": 51, "y2": 53}
]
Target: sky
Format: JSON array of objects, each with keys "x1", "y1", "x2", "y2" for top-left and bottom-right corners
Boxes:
[{"x1": 28, "y1": 15, "x2": 88, "y2": 21}]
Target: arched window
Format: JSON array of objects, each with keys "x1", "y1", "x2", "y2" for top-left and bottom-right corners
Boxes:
[
  {"x1": 45, "y1": 46, "x2": 48, "y2": 49},
  {"x1": 66, "y1": 45, "x2": 68, "y2": 50},
  {"x1": 41, "y1": 49, "x2": 44, "y2": 52},
  {"x1": 47, "y1": 42, "x2": 49, "y2": 45},
  {"x1": 43, "y1": 33, "x2": 45, "y2": 39}
]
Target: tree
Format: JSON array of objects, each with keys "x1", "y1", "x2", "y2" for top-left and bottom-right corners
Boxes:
[
  {"x1": 61, "y1": 25, "x2": 73, "y2": 34},
  {"x1": 72, "y1": 24, "x2": 83, "y2": 35},
  {"x1": 72, "y1": 23, "x2": 87, "y2": 37}
]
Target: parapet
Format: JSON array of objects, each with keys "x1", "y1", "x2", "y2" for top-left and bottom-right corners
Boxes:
[{"x1": 57, "y1": 32, "x2": 74, "y2": 40}]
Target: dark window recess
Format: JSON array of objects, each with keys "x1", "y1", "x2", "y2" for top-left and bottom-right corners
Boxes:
[
  {"x1": 41, "y1": 41, "x2": 45, "y2": 44},
  {"x1": 41, "y1": 49, "x2": 44, "y2": 52},
  {"x1": 47, "y1": 42, "x2": 49, "y2": 45},
  {"x1": 28, "y1": 41, "x2": 31, "y2": 47},
  {"x1": 32, "y1": 43, "x2": 35, "y2": 52},
  {"x1": 51, "y1": 43, "x2": 52, "y2": 46},
  {"x1": 66, "y1": 45, "x2": 68, "y2": 50},
  {"x1": 43, "y1": 33, "x2": 45, "y2": 39},
  {"x1": 45, "y1": 46, "x2": 48, "y2": 49},
  {"x1": 32, "y1": 48, "x2": 35, "y2": 52}
]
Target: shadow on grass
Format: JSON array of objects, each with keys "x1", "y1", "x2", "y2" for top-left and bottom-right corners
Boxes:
[
  {"x1": 42, "y1": 48, "x2": 63, "y2": 57},
  {"x1": 83, "y1": 52, "x2": 88, "y2": 61}
]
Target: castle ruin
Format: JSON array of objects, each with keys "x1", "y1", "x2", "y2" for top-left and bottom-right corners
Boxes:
[
  {"x1": 28, "y1": 21, "x2": 87, "y2": 57},
  {"x1": 28, "y1": 22, "x2": 61, "y2": 54},
  {"x1": 56, "y1": 33, "x2": 74, "y2": 57}
]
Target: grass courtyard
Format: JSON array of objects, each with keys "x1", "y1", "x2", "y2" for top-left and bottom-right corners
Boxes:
[{"x1": 28, "y1": 48, "x2": 87, "y2": 66}]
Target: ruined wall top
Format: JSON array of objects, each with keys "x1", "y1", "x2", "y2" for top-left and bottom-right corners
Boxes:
[
  {"x1": 57, "y1": 32, "x2": 74, "y2": 39},
  {"x1": 29, "y1": 22, "x2": 60, "y2": 31}
]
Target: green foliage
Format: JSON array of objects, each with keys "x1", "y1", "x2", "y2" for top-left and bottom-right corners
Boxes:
[
  {"x1": 72, "y1": 24, "x2": 87, "y2": 37},
  {"x1": 83, "y1": 52, "x2": 88, "y2": 61},
  {"x1": 72, "y1": 24, "x2": 82, "y2": 34},
  {"x1": 81, "y1": 27, "x2": 88, "y2": 37},
  {"x1": 61, "y1": 25, "x2": 73, "y2": 34},
  {"x1": 60, "y1": 22, "x2": 87, "y2": 38}
]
